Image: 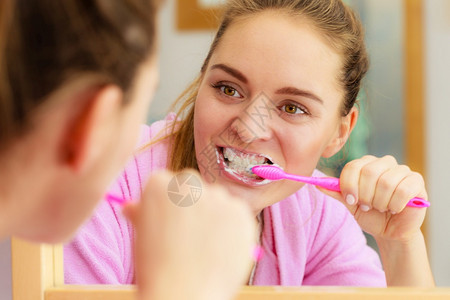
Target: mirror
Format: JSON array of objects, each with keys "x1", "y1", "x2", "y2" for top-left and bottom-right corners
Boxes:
[
  {"x1": 12, "y1": 0, "x2": 450, "y2": 299},
  {"x1": 67, "y1": 0, "x2": 424, "y2": 287}
]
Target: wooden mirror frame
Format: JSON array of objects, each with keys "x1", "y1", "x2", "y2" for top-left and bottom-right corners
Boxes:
[
  {"x1": 11, "y1": 240, "x2": 450, "y2": 300},
  {"x1": 11, "y1": 0, "x2": 443, "y2": 299}
]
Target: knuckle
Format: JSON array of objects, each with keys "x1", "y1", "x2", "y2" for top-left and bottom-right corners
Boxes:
[
  {"x1": 411, "y1": 171, "x2": 425, "y2": 185},
  {"x1": 398, "y1": 164, "x2": 411, "y2": 173},
  {"x1": 383, "y1": 155, "x2": 397, "y2": 164},
  {"x1": 342, "y1": 160, "x2": 357, "y2": 171},
  {"x1": 362, "y1": 154, "x2": 376, "y2": 160},
  {"x1": 361, "y1": 165, "x2": 378, "y2": 178},
  {"x1": 377, "y1": 175, "x2": 392, "y2": 191},
  {"x1": 395, "y1": 185, "x2": 412, "y2": 200}
]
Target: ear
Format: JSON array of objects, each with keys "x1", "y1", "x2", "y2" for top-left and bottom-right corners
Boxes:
[
  {"x1": 61, "y1": 85, "x2": 123, "y2": 173},
  {"x1": 321, "y1": 107, "x2": 359, "y2": 158}
]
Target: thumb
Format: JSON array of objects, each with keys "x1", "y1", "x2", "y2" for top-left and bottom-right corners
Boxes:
[
  {"x1": 316, "y1": 186, "x2": 358, "y2": 215},
  {"x1": 316, "y1": 185, "x2": 343, "y2": 201}
]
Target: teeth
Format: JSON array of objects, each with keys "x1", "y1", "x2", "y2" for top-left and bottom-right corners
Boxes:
[{"x1": 223, "y1": 147, "x2": 270, "y2": 177}]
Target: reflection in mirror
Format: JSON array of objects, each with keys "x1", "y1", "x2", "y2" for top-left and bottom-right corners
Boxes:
[{"x1": 63, "y1": 0, "x2": 434, "y2": 290}]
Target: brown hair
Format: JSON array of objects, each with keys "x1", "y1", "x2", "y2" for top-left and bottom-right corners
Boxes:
[
  {"x1": 0, "y1": 0, "x2": 161, "y2": 151},
  {"x1": 168, "y1": 0, "x2": 369, "y2": 172}
]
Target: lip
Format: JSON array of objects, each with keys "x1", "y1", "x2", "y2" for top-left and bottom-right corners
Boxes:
[{"x1": 215, "y1": 145, "x2": 274, "y2": 186}]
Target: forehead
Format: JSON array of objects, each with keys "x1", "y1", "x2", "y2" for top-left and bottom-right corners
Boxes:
[{"x1": 209, "y1": 11, "x2": 344, "y2": 98}]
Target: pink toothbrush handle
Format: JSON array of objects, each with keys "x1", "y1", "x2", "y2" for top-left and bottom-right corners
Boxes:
[
  {"x1": 407, "y1": 197, "x2": 430, "y2": 208},
  {"x1": 307, "y1": 177, "x2": 430, "y2": 208},
  {"x1": 307, "y1": 176, "x2": 341, "y2": 192}
]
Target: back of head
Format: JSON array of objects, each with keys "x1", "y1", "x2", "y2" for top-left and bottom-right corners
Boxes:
[{"x1": 0, "y1": 0, "x2": 161, "y2": 151}]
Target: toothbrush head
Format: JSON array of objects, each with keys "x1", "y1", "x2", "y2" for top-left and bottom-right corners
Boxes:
[{"x1": 251, "y1": 165, "x2": 285, "y2": 181}]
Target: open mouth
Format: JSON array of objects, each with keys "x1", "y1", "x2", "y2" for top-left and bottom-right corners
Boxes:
[{"x1": 216, "y1": 146, "x2": 275, "y2": 184}]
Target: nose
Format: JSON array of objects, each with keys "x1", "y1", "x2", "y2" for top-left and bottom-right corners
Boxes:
[{"x1": 229, "y1": 92, "x2": 277, "y2": 144}]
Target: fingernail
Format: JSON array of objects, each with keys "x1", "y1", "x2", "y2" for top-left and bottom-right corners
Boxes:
[
  {"x1": 253, "y1": 245, "x2": 264, "y2": 261},
  {"x1": 360, "y1": 205, "x2": 371, "y2": 212},
  {"x1": 390, "y1": 210, "x2": 397, "y2": 215},
  {"x1": 346, "y1": 194, "x2": 356, "y2": 205}
]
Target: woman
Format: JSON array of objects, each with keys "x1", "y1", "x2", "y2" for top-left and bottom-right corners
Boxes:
[
  {"x1": 0, "y1": 1, "x2": 256, "y2": 299},
  {"x1": 66, "y1": 0, "x2": 434, "y2": 287}
]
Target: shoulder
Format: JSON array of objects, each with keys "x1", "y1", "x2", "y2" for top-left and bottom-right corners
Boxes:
[
  {"x1": 136, "y1": 112, "x2": 177, "y2": 149},
  {"x1": 64, "y1": 200, "x2": 134, "y2": 284},
  {"x1": 114, "y1": 113, "x2": 177, "y2": 202}
]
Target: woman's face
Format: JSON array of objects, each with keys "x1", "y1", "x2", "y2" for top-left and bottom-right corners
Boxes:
[{"x1": 194, "y1": 12, "x2": 355, "y2": 215}]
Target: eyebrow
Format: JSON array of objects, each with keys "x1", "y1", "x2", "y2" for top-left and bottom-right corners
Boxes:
[
  {"x1": 210, "y1": 64, "x2": 323, "y2": 104},
  {"x1": 210, "y1": 64, "x2": 248, "y2": 84},
  {"x1": 275, "y1": 86, "x2": 324, "y2": 104}
]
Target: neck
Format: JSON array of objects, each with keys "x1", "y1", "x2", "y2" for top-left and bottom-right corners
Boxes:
[
  {"x1": 0, "y1": 196, "x2": 9, "y2": 239},
  {"x1": 0, "y1": 154, "x2": 20, "y2": 238},
  {"x1": 0, "y1": 142, "x2": 53, "y2": 240}
]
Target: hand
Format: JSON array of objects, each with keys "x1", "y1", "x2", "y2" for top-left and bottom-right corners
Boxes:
[
  {"x1": 319, "y1": 155, "x2": 428, "y2": 243},
  {"x1": 123, "y1": 170, "x2": 256, "y2": 300}
]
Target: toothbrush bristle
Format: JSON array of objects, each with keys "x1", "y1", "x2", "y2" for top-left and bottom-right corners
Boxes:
[{"x1": 251, "y1": 165, "x2": 283, "y2": 180}]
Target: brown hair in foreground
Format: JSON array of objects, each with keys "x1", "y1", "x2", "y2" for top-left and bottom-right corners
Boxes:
[{"x1": 0, "y1": 0, "x2": 161, "y2": 152}]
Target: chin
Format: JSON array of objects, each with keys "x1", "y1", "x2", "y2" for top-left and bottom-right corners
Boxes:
[{"x1": 215, "y1": 175, "x2": 272, "y2": 210}]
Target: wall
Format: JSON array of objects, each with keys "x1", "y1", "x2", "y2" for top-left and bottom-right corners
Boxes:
[
  {"x1": 360, "y1": 0, "x2": 405, "y2": 161},
  {"x1": 148, "y1": 0, "x2": 214, "y2": 122},
  {"x1": 425, "y1": 0, "x2": 450, "y2": 287}
]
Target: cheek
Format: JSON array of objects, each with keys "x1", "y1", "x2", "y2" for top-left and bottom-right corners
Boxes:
[
  {"x1": 279, "y1": 125, "x2": 333, "y2": 174},
  {"x1": 194, "y1": 90, "x2": 227, "y2": 143},
  {"x1": 193, "y1": 95, "x2": 215, "y2": 163}
]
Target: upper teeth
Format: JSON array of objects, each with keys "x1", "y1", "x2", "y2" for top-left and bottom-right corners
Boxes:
[{"x1": 223, "y1": 148, "x2": 270, "y2": 175}]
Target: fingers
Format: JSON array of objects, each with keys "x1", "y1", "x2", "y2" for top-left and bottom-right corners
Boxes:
[
  {"x1": 316, "y1": 186, "x2": 357, "y2": 215},
  {"x1": 340, "y1": 155, "x2": 427, "y2": 214},
  {"x1": 358, "y1": 155, "x2": 397, "y2": 210},
  {"x1": 132, "y1": 169, "x2": 256, "y2": 300},
  {"x1": 371, "y1": 164, "x2": 411, "y2": 213},
  {"x1": 389, "y1": 172, "x2": 427, "y2": 213},
  {"x1": 340, "y1": 155, "x2": 378, "y2": 207}
]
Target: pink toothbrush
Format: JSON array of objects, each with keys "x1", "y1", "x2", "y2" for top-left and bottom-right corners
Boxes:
[{"x1": 252, "y1": 165, "x2": 430, "y2": 208}]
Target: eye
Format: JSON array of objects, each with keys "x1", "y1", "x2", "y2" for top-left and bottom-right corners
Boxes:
[
  {"x1": 211, "y1": 82, "x2": 242, "y2": 98},
  {"x1": 281, "y1": 104, "x2": 306, "y2": 115},
  {"x1": 219, "y1": 85, "x2": 241, "y2": 98}
]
